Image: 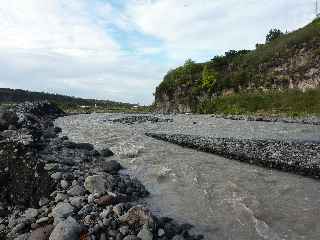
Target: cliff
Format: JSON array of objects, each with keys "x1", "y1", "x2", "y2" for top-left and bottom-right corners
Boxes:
[{"x1": 154, "y1": 19, "x2": 320, "y2": 114}]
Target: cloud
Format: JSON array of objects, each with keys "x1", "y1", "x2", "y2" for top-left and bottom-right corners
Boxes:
[
  {"x1": 127, "y1": 0, "x2": 315, "y2": 62},
  {"x1": 0, "y1": 0, "x2": 167, "y2": 104},
  {"x1": 0, "y1": 0, "x2": 316, "y2": 104}
]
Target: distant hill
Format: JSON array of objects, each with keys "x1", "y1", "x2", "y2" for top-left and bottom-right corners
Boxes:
[
  {"x1": 0, "y1": 88, "x2": 134, "y2": 111},
  {"x1": 154, "y1": 19, "x2": 320, "y2": 116}
]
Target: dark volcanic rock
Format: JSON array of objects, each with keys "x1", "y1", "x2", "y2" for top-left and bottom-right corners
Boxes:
[
  {"x1": 101, "y1": 160, "x2": 122, "y2": 174},
  {"x1": 100, "y1": 148, "x2": 114, "y2": 157},
  {"x1": 0, "y1": 111, "x2": 18, "y2": 131}
]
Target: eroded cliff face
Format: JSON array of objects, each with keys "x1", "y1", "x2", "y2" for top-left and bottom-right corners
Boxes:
[
  {"x1": 273, "y1": 47, "x2": 320, "y2": 91},
  {"x1": 155, "y1": 47, "x2": 320, "y2": 113},
  {"x1": 154, "y1": 86, "x2": 192, "y2": 113},
  {"x1": 154, "y1": 20, "x2": 320, "y2": 113}
]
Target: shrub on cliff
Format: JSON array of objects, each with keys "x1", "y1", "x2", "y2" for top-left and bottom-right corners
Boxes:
[
  {"x1": 266, "y1": 28, "x2": 284, "y2": 43},
  {"x1": 201, "y1": 65, "x2": 217, "y2": 92}
]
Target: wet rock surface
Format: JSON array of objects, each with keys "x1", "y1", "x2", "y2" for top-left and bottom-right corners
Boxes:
[
  {"x1": 0, "y1": 105, "x2": 203, "y2": 240},
  {"x1": 146, "y1": 133, "x2": 320, "y2": 179}
]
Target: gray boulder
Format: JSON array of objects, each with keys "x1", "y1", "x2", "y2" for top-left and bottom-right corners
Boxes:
[
  {"x1": 51, "y1": 202, "x2": 74, "y2": 223},
  {"x1": 49, "y1": 217, "x2": 81, "y2": 240},
  {"x1": 84, "y1": 175, "x2": 107, "y2": 194}
]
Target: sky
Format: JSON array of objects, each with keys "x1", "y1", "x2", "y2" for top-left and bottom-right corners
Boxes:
[{"x1": 0, "y1": 0, "x2": 316, "y2": 105}]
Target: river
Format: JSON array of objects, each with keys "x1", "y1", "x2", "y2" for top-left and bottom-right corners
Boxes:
[{"x1": 55, "y1": 113, "x2": 320, "y2": 240}]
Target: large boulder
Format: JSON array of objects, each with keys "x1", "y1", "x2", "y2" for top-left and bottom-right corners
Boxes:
[
  {"x1": 0, "y1": 110, "x2": 18, "y2": 131},
  {"x1": 49, "y1": 217, "x2": 81, "y2": 240}
]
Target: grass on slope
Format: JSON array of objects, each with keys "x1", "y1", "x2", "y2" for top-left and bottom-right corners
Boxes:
[{"x1": 197, "y1": 89, "x2": 320, "y2": 117}]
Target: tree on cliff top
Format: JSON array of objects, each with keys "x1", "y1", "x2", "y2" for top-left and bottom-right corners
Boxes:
[{"x1": 266, "y1": 29, "x2": 284, "y2": 43}]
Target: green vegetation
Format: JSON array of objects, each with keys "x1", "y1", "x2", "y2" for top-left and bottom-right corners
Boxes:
[
  {"x1": 197, "y1": 89, "x2": 320, "y2": 117},
  {"x1": 0, "y1": 88, "x2": 135, "y2": 113},
  {"x1": 200, "y1": 65, "x2": 217, "y2": 92},
  {"x1": 265, "y1": 28, "x2": 284, "y2": 43},
  {"x1": 155, "y1": 19, "x2": 320, "y2": 116}
]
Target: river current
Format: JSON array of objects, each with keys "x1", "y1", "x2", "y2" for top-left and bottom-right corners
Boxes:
[{"x1": 55, "y1": 113, "x2": 320, "y2": 240}]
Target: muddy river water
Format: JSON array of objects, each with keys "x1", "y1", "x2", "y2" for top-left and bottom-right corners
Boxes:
[{"x1": 55, "y1": 113, "x2": 320, "y2": 240}]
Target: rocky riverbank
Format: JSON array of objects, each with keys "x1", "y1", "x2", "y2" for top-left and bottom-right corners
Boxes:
[
  {"x1": 211, "y1": 114, "x2": 320, "y2": 125},
  {"x1": 145, "y1": 133, "x2": 320, "y2": 179},
  {"x1": 0, "y1": 102, "x2": 203, "y2": 240}
]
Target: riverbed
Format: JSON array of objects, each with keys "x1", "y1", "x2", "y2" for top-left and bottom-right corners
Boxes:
[{"x1": 55, "y1": 113, "x2": 320, "y2": 240}]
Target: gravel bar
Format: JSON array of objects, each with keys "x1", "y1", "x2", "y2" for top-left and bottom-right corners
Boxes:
[{"x1": 146, "y1": 133, "x2": 320, "y2": 179}]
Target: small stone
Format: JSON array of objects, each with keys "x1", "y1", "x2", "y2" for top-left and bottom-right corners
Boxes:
[
  {"x1": 108, "y1": 229, "x2": 118, "y2": 237},
  {"x1": 100, "y1": 148, "x2": 114, "y2": 157},
  {"x1": 49, "y1": 217, "x2": 81, "y2": 240},
  {"x1": 0, "y1": 224, "x2": 5, "y2": 231},
  {"x1": 95, "y1": 195, "x2": 115, "y2": 206},
  {"x1": 39, "y1": 198, "x2": 50, "y2": 207},
  {"x1": 113, "y1": 203, "x2": 125, "y2": 217},
  {"x1": 13, "y1": 233, "x2": 30, "y2": 240},
  {"x1": 30, "y1": 224, "x2": 54, "y2": 240},
  {"x1": 36, "y1": 217, "x2": 50, "y2": 224},
  {"x1": 101, "y1": 160, "x2": 121, "y2": 173},
  {"x1": 158, "y1": 228, "x2": 165, "y2": 237},
  {"x1": 60, "y1": 180, "x2": 69, "y2": 189},
  {"x1": 102, "y1": 218, "x2": 111, "y2": 227},
  {"x1": 137, "y1": 224, "x2": 153, "y2": 240},
  {"x1": 120, "y1": 206, "x2": 154, "y2": 227},
  {"x1": 51, "y1": 172, "x2": 63, "y2": 181},
  {"x1": 69, "y1": 197, "x2": 84, "y2": 208},
  {"x1": 99, "y1": 207, "x2": 111, "y2": 219},
  {"x1": 23, "y1": 208, "x2": 39, "y2": 220},
  {"x1": 67, "y1": 185, "x2": 85, "y2": 197},
  {"x1": 71, "y1": 180, "x2": 78, "y2": 186},
  {"x1": 99, "y1": 233, "x2": 107, "y2": 240},
  {"x1": 87, "y1": 194, "x2": 95, "y2": 204},
  {"x1": 84, "y1": 175, "x2": 107, "y2": 194},
  {"x1": 119, "y1": 225, "x2": 129, "y2": 236},
  {"x1": 93, "y1": 224, "x2": 100, "y2": 233},
  {"x1": 52, "y1": 202, "x2": 74, "y2": 224},
  {"x1": 83, "y1": 215, "x2": 91, "y2": 225},
  {"x1": 11, "y1": 222, "x2": 28, "y2": 235},
  {"x1": 55, "y1": 193, "x2": 68, "y2": 203}
]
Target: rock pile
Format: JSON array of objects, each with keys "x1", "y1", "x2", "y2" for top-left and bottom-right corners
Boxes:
[
  {"x1": 146, "y1": 133, "x2": 320, "y2": 179},
  {"x1": 0, "y1": 102, "x2": 203, "y2": 240},
  {"x1": 211, "y1": 114, "x2": 320, "y2": 125},
  {"x1": 110, "y1": 116, "x2": 173, "y2": 125}
]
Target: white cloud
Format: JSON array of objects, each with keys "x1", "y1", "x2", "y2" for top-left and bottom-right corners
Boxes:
[
  {"x1": 0, "y1": 0, "x2": 316, "y2": 104},
  {"x1": 0, "y1": 0, "x2": 166, "y2": 104},
  {"x1": 127, "y1": 0, "x2": 315, "y2": 61}
]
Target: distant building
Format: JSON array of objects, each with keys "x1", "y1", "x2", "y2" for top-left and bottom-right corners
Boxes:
[{"x1": 80, "y1": 105, "x2": 90, "y2": 109}]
